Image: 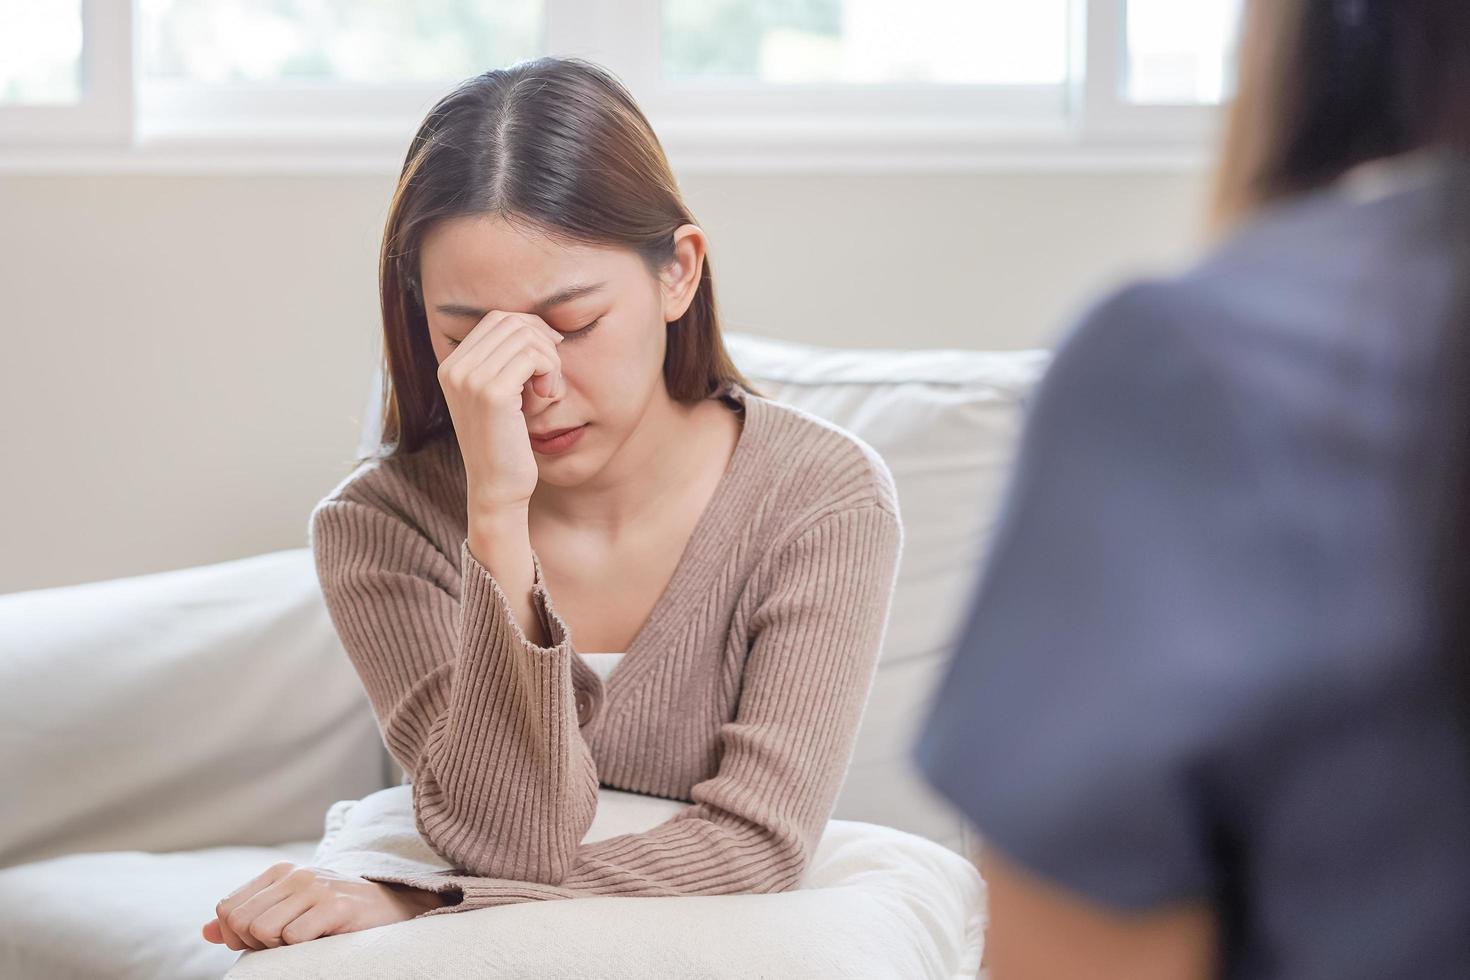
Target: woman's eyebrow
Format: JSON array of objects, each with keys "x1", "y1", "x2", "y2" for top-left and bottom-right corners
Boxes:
[{"x1": 433, "y1": 281, "x2": 607, "y2": 320}]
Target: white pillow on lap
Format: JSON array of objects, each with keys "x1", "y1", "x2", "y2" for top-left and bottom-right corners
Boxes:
[{"x1": 227, "y1": 784, "x2": 983, "y2": 980}]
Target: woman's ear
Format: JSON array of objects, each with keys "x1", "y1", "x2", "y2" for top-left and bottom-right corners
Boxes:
[{"x1": 660, "y1": 224, "x2": 707, "y2": 324}]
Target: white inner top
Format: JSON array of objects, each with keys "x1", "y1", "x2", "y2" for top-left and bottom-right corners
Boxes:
[{"x1": 579, "y1": 652, "x2": 625, "y2": 682}]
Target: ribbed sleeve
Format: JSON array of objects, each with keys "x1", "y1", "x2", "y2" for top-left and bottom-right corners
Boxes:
[
  {"x1": 309, "y1": 498, "x2": 598, "y2": 885},
  {"x1": 346, "y1": 501, "x2": 903, "y2": 914}
]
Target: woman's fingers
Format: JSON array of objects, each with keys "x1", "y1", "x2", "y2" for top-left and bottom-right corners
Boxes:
[
  {"x1": 214, "y1": 912, "x2": 257, "y2": 951},
  {"x1": 434, "y1": 309, "x2": 567, "y2": 510},
  {"x1": 513, "y1": 336, "x2": 564, "y2": 397},
  {"x1": 227, "y1": 871, "x2": 312, "y2": 945},
  {"x1": 444, "y1": 320, "x2": 563, "y2": 404},
  {"x1": 245, "y1": 889, "x2": 319, "y2": 949},
  {"x1": 214, "y1": 861, "x2": 295, "y2": 951},
  {"x1": 510, "y1": 346, "x2": 562, "y2": 399},
  {"x1": 278, "y1": 901, "x2": 346, "y2": 946},
  {"x1": 470, "y1": 332, "x2": 563, "y2": 402},
  {"x1": 447, "y1": 310, "x2": 563, "y2": 375},
  {"x1": 442, "y1": 310, "x2": 513, "y2": 371}
]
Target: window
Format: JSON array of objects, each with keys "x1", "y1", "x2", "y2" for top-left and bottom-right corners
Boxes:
[
  {"x1": 0, "y1": 0, "x2": 131, "y2": 142},
  {"x1": 1, "y1": 0, "x2": 83, "y2": 104},
  {"x1": 0, "y1": 1, "x2": 1244, "y2": 171},
  {"x1": 1125, "y1": 0, "x2": 1242, "y2": 104},
  {"x1": 662, "y1": 0, "x2": 1069, "y2": 86},
  {"x1": 140, "y1": 0, "x2": 544, "y2": 85}
]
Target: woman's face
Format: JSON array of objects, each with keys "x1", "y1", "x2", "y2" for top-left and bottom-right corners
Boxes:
[{"x1": 418, "y1": 213, "x2": 700, "y2": 489}]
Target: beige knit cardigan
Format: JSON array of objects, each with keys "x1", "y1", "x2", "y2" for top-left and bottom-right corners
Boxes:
[{"x1": 307, "y1": 382, "x2": 904, "y2": 915}]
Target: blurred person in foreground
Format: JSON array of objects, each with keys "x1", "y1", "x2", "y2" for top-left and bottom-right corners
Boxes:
[{"x1": 911, "y1": 0, "x2": 1470, "y2": 977}]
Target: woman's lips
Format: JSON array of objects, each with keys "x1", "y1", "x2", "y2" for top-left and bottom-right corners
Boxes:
[{"x1": 529, "y1": 423, "x2": 588, "y2": 455}]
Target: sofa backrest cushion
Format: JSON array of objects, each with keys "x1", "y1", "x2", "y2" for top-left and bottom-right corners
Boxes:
[{"x1": 0, "y1": 549, "x2": 390, "y2": 866}]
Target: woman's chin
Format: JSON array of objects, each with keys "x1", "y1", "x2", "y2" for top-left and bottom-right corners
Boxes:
[{"x1": 535, "y1": 455, "x2": 596, "y2": 487}]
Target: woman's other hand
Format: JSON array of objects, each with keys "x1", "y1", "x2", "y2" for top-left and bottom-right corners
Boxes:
[{"x1": 200, "y1": 862, "x2": 445, "y2": 950}]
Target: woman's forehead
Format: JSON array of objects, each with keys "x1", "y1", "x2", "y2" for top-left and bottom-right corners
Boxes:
[{"x1": 421, "y1": 214, "x2": 633, "y2": 306}]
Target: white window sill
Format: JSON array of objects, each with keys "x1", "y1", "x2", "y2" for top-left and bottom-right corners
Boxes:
[{"x1": 0, "y1": 122, "x2": 1213, "y2": 175}]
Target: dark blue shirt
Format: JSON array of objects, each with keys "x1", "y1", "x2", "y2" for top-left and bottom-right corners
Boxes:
[{"x1": 912, "y1": 157, "x2": 1470, "y2": 979}]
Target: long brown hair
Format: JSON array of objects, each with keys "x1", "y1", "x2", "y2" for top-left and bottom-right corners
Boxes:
[
  {"x1": 1210, "y1": 0, "x2": 1470, "y2": 230},
  {"x1": 368, "y1": 57, "x2": 757, "y2": 459},
  {"x1": 1212, "y1": 0, "x2": 1470, "y2": 744}
]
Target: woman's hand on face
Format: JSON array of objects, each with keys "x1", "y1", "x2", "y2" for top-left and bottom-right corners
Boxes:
[
  {"x1": 437, "y1": 310, "x2": 567, "y2": 513},
  {"x1": 200, "y1": 862, "x2": 444, "y2": 950}
]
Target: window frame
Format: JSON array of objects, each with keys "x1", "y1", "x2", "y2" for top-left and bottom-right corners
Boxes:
[
  {"x1": 1080, "y1": 0, "x2": 1230, "y2": 143},
  {"x1": 0, "y1": 0, "x2": 1224, "y2": 174}
]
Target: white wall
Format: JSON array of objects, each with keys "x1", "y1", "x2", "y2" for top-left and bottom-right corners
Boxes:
[{"x1": 0, "y1": 168, "x2": 1208, "y2": 591}]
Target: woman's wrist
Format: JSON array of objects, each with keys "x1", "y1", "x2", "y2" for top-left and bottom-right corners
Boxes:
[
  {"x1": 467, "y1": 505, "x2": 532, "y2": 579},
  {"x1": 380, "y1": 881, "x2": 450, "y2": 915},
  {"x1": 466, "y1": 505, "x2": 547, "y2": 647}
]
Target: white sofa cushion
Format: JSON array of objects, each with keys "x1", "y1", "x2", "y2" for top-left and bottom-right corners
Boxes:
[{"x1": 0, "y1": 549, "x2": 389, "y2": 868}]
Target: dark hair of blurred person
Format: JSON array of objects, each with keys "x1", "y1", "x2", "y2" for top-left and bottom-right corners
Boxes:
[{"x1": 911, "y1": 1, "x2": 1470, "y2": 978}]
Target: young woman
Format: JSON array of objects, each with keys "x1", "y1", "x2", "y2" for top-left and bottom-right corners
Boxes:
[
  {"x1": 913, "y1": 1, "x2": 1470, "y2": 977},
  {"x1": 203, "y1": 57, "x2": 903, "y2": 950}
]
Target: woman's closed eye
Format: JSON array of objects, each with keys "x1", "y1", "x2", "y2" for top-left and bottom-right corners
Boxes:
[
  {"x1": 558, "y1": 317, "x2": 601, "y2": 342},
  {"x1": 446, "y1": 317, "x2": 600, "y2": 348}
]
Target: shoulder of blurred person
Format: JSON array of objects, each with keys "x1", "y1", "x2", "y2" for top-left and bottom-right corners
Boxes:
[
  {"x1": 1011, "y1": 145, "x2": 1466, "y2": 747},
  {"x1": 1178, "y1": 147, "x2": 1455, "y2": 425}
]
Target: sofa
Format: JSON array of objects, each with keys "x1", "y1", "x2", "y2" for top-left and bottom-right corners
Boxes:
[{"x1": 0, "y1": 332, "x2": 1050, "y2": 979}]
